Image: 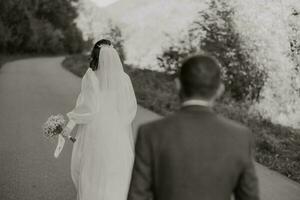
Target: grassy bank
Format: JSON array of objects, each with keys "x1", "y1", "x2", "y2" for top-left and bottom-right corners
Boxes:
[
  {"x1": 0, "y1": 54, "x2": 70, "y2": 69},
  {"x1": 63, "y1": 54, "x2": 300, "y2": 184},
  {"x1": 0, "y1": 55, "x2": 31, "y2": 69}
]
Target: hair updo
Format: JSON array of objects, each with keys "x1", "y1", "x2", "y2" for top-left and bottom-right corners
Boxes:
[{"x1": 89, "y1": 39, "x2": 112, "y2": 71}]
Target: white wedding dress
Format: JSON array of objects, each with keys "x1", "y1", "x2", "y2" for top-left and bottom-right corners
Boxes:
[{"x1": 66, "y1": 46, "x2": 137, "y2": 200}]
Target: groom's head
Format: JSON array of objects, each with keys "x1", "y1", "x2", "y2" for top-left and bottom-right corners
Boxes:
[{"x1": 178, "y1": 54, "x2": 223, "y2": 101}]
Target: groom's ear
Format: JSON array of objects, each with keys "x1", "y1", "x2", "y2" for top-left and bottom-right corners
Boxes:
[
  {"x1": 215, "y1": 83, "x2": 225, "y2": 100},
  {"x1": 175, "y1": 78, "x2": 181, "y2": 92}
]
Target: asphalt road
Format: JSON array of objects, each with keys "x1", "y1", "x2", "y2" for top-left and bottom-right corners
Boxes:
[{"x1": 0, "y1": 57, "x2": 299, "y2": 200}]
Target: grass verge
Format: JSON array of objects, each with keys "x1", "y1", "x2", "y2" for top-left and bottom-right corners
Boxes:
[
  {"x1": 0, "y1": 54, "x2": 32, "y2": 69},
  {"x1": 63, "y1": 54, "x2": 300, "y2": 184}
]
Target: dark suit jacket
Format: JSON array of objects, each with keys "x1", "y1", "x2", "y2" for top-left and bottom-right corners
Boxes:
[{"x1": 128, "y1": 105, "x2": 259, "y2": 200}]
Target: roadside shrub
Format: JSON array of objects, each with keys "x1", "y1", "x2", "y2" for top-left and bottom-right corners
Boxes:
[
  {"x1": 62, "y1": 54, "x2": 89, "y2": 77},
  {"x1": 26, "y1": 18, "x2": 64, "y2": 54},
  {"x1": 125, "y1": 66, "x2": 180, "y2": 115},
  {"x1": 63, "y1": 24, "x2": 86, "y2": 54}
]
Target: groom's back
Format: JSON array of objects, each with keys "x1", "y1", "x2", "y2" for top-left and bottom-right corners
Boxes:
[
  {"x1": 139, "y1": 106, "x2": 257, "y2": 200},
  {"x1": 128, "y1": 54, "x2": 259, "y2": 200}
]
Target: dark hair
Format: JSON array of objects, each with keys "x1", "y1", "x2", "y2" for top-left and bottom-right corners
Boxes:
[
  {"x1": 89, "y1": 39, "x2": 112, "y2": 71},
  {"x1": 179, "y1": 54, "x2": 221, "y2": 99}
]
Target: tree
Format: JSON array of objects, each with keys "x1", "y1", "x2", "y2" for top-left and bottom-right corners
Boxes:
[
  {"x1": 158, "y1": 0, "x2": 266, "y2": 101},
  {"x1": 0, "y1": 0, "x2": 85, "y2": 54}
]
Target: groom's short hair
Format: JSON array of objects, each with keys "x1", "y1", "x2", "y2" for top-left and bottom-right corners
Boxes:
[{"x1": 180, "y1": 54, "x2": 222, "y2": 99}]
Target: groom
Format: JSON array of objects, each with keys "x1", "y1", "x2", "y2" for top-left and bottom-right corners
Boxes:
[{"x1": 127, "y1": 54, "x2": 260, "y2": 200}]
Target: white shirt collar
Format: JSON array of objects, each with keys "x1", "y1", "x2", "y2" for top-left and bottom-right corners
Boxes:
[{"x1": 182, "y1": 99, "x2": 213, "y2": 108}]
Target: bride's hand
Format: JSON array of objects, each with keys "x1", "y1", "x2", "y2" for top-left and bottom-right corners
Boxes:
[
  {"x1": 61, "y1": 126, "x2": 72, "y2": 138},
  {"x1": 61, "y1": 126, "x2": 76, "y2": 143}
]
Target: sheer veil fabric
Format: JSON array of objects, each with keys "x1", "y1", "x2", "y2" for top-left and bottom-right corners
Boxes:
[{"x1": 67, "y1": 46, "x2": 137, "y2": 200}]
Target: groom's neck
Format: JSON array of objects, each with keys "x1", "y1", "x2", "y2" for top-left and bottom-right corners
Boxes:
[{"x1": 182, "y1": 96, "x2": 213, "y2": 103}]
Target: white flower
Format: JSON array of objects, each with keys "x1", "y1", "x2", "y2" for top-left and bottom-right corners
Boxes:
[{"x1": 42, "y1": 114, "x2": 66, "y2": 138}]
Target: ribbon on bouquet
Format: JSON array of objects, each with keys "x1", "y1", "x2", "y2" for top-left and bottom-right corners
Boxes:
[
  {"x1": 54, "y1": 135, "x2": 77, "y2": 158},
  {"x1": 54, "y1": 134, "x2": 66, "y2": 158}
]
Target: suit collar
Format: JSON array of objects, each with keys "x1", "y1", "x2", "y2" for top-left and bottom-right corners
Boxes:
[
  {"x1": 182, "y1": 99, "x2": 213, "y2": 108},
  {"x1": 181, "y1": 104, "x2": 213, "y2": 110},
  {"x1": 180, "y1": 104, "x2": 214, "y2": 114}
]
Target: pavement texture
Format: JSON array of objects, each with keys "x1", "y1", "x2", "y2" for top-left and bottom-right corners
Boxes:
[{"x1": 0, "y1": 57, "x2": 299, "y2": 200}]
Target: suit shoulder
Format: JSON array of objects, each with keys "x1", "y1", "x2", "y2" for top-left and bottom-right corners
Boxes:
[
  {"x1": 138, "y1": 113, "x2": 178, "y2": 134},
  {"x1": 217, "y1": 115, "x2": 252, "y2": 136}
]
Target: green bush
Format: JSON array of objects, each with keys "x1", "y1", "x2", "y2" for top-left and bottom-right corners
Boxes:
[
  {"x1": 63, "y1": 24, "x2": 87, "y2": 54},
  {"x1": 126, "y1": 66, "x2": 180, "y2": 115},
  {"x1": 62, "y1": 54, "x2": 89, "y2": 77},
  {"x1": 26, "y1": 18, "x2": 65, "y2": 54}
]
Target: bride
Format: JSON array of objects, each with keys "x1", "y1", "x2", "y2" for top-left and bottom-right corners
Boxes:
[{"x1": 61, "y1": 39, "x2": 137, "y2": 200}]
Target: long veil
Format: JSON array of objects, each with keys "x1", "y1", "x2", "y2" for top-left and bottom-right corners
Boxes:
[
  {"x1": 67, "y1": 45, "x2": 137, "y2": 146},
  {"x1": 96, "y1": 45, "x2": 137, "y2": 125}
]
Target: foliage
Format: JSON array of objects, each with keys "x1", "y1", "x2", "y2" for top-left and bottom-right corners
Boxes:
[
  {"x1": 126, "y1": 67, "x2": 180, "y2": 115},
  {"x1": 157, "y1": 0, "x2": 266, "y2": 102},
  {"x1": 215, "y1": 99, "x2": 300, "y2": 182},
  {"x1": 63, "y1": 54, "x2": 300, "y2": 183},
  {"x1": 157, "y1": 34, "x2": 201, "y2": 75},
  {"x1": 288, "y1": 7, "x2": 300, "y2": 89},
  {"x1": 62, "y1": 54, "x2": 89, "y2": 77},
  {"x1": 233, "y1": 0, "x2": 300, "y2": 128},
  {"x1": 0, "y1": 0, "x2": 86, "y2": 54},
  {"x1": 157, "y1": 0, "x2": 300, "y2": 128}
]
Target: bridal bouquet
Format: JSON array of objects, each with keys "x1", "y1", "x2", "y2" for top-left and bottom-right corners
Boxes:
[
  {"x1": 43, "y1": 114, "x2": 76, "y2": 158},
  {"x1": 43, "y1": 114, "x2": 66, "y2": 158},
  {"x1": 43, "y1": 114, "x2": 66, "y2": 138}
]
